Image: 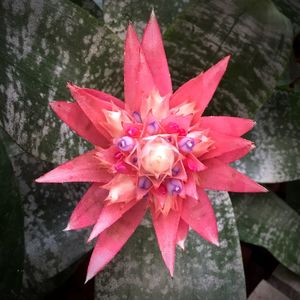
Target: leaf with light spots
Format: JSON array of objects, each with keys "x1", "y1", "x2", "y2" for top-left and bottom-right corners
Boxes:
[
  {"x1": 273, "y1": 1, "x2": 300, "y2": 93},
  {"x1": 95, "y1": 192, "x2": 246, "y2": 300},
  {"x1": 0, "y1": 0, "x2": 123, "y2": 164},
  {"x1": 234, "y1": 91, "x2": 300, "y2": 183},
  {"x1": 103, "y1": 0, "x2": 191, "y2": 37},
  {"x1": 164, "y1": 0, "x2": 293, "y2": 117},
  {"x1": 0, "y1": 134, "x2": 24, "y2": 300},
  {"x1": 71, "y1": 0, "x2": 104, "y2": 20},
  {"x1": 286, "y1": 180, "x2": 300, "y2": 215},
  {"x1": 273, "y1": 0, "x2": 300, "y2": 30},
  {"x1": 232, "y1": 192, "x2": 300, "y2": 275},
  {"x1": 1, "y1": 132, "x2": 92, "y2": 297}
]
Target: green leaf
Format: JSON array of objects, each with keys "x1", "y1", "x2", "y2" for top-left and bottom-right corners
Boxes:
[
  {"x1": 164, "y1": 0, "x2": 293, "y2": 117},
  {"x1": 0, "y1": 0, "x2": 123, "y2": 164},
  {"x1": 70, "y1": 0, "x2": 104, "y2": 20},
  {"x1": 232, "y1": 192, "x2": 300, "y2": 275},
  {"x1": 273, "y1": 0, "x2": 300, "y2": 92},
  {"x1": 95, "y1": 192, "x2": 246, "y2": 300},
  {"x1": 1, "y1": 134, "x2": 92, "y2": 297},
  {"x1": 286, "y1": 181, "x2": 300, "y2": 215},
  {"x1": 103, "y1": 0, "x2": 190, "y2": 36},
  {"x1": 0, "y1": 135, "x2": 24, "y2": 299},
  {"x1": 273, "y1": 0, "x2": 300, "y2": 30},
  {"x1": 234, "y1": 91, "x2": 300, "y2": 183}
]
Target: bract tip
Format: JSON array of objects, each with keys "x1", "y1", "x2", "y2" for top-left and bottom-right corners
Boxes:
[
  {"x1": 150, "y1": 8, "x2": 156, "y2": 18},
  {"x1": 63, "y1": 224, "x2": 71, "y2": 231}
]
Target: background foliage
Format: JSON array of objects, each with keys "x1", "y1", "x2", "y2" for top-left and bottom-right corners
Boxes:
[{"x1": 0, "y1": 0, "x2": 299, "y2": 299}]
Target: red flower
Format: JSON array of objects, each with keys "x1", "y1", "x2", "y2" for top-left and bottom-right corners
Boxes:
[{"x1": 36, "y1": 12, "x2": 267, "y2": 282}]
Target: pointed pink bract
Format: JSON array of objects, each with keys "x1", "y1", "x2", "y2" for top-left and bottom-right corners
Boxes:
[
  {"x1": 136, "y1": 49, "x2": 157, "y2": 111},
  {"x1": 88, "y1": 199, "x2": 139, "y2": 242},
  {"x1": 124, "y1": 28, "x2": 157, "y2": 114},
  {"x1": 124, "y1": 24, "x2": 141, "y2": 112},
  {"x1": 181, "y1": 190, "x2": 219, "y2": 245},
  {"x1": 170, "y1": 56, "x2": 230, "y2": 116},
  {"x1": 199, "y1": 158, "x2": 268, "y2": 192},
  {"x1": 184, "y1": 173, "x2": 198, "y2": 200},
  {"x1": 176, "y1": 219, "x2": 189, "y2": 250},
  {"x1": 85, "y1": 198, "x2": 148, "y2": 282},
  {"x1": 66, "y1": 184, "x2": 107, "y2": 230},
  {"x1": 200, "y1": 131, "x2": 253, "y2": 160},
  {"x1": 217, "y1": 144, "x2": 254, "y2": 164},
  {"x1": 79, "y1": 87, "x2": 125, "y2": 109},
  {"x1": 142, "y1": 11, "x2": 172, "y2": 96},
  {"x1": 35, "y1": 150, "x2": 112, "y2": 183},
  {"x1": 68, "y1": 84, "x2": 114, "y2": 140},
  {"x1": 50, "y1": 101, "x2": 109, "y2": 147},
  {"x1": 151, "y1": 204, "x2": 181, "y2": 276},
  {"x1": 199, "y1": 116, "x2": 255, "y2": 137}
]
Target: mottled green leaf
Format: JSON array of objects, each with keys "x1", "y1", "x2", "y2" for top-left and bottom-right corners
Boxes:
[
  {"x1": 92, "y1": 0, "x2": 104, "y2": 10},
  {"x1": 95, "y1": 191, "x2": 246, "y2": 300},
  {"x1": 232, "y1": 192, "x2": 300, "y2": 275},
  {"x1": 0, "y1": 0, "x2": 123, "y2": 164},
  {"x1": 235, "y1": 91, "x2": 300, "y2": 183},
  {"x1": 0, "y1": 136, "x2": 24, "y2": 300},
  {"x1": 275, "y1": 0, "x2": 300, "y2": 94},
  {"x1": 273, "y1": 0, "x2": 300, "y2": 30},
  {"x1": 71, "y1": 0, "x2": 104, "y2": 20},
  {"x1": 286, "y1": 181, "x2": 300, "y2": 215},
  {"x1": 2, "y1": 134, "x2": 92, "y2": 297},
  {"x1": 164, "y1": 0, "x2": 293, "y2": 117},
  {"x1": 103, "y1": 0, "x2": 190, "y2": 37}
]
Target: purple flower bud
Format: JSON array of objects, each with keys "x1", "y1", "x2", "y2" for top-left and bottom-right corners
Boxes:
[
  {"x1": 172, "y1": 165, "x2": 181, "y2": 176},
  {"x1": 132, "y1": 111, "x2": 142, "y2": 123},
  {"x1": 166, "y1": 179, "x2": 183, "y2": 195},
  {"x1": 131, "y1": 156, "x2": 138, "y2": 165},
  {"x1": 147, "y1": 121, "x2": 159, "y2": 135},
  {"x1": 178, "y1": 137, "x2": 195, "y2": 153},
  {"x1": 117, "y1": 136, "x2": 135, "y2": 152},
  {"x1": 138, "y1": 176, "x2": 152, "y2": 190}
]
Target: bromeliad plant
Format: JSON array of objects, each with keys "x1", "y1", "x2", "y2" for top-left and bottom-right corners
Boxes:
[{"x1": 36, "y1": 13, "x2": 266, "y2": 281}]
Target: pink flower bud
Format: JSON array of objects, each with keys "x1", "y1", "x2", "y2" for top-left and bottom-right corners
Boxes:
[
  {"x1": 114, "y1": 162, "x2": 128, "y2": 173},
  {"x1": 127, "y1": 126, "x2": 140, "y2": 137},
  {"x1": 114, "y1": 151, "x2": 123, "y2": 160},
  {"x1": 165, "y1": 122, "x2": 179, "y2": 133}
]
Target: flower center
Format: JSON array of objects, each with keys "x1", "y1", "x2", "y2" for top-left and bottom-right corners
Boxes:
[{"x1": 141, "y1": 142, "x2": 175, "y2": 176}]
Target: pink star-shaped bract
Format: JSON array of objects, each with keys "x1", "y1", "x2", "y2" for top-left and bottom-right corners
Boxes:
[{"x1": 36, "y1": 12, "x2": 267, "y2": 282}]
